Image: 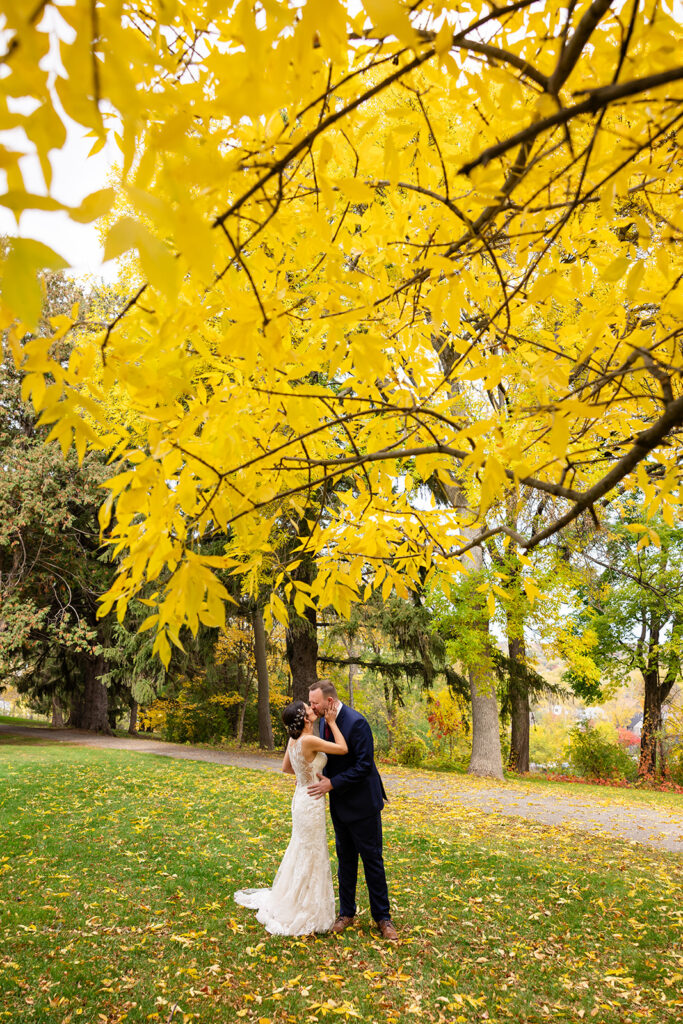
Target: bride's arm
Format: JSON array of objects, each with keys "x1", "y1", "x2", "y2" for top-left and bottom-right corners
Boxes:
[
  {"x1": 282, "y1": 741, "x2": 295, "y2": 774},
  {"x1": 302, "y1": 714, "x2": 348, "y2": 756}
]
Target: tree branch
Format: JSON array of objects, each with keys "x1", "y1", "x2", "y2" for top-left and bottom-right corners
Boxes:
[
  {"x1": 459, "y1": 66, "x2": 683, "y2": 177},
  {"x1": 525, "y1": 392, "x2": 683, "y2": 549},
  {"x1": 415, "y1": 31, "x2": 549, "y2": 90},
  {"x1": 547, "y1": 0, "x2": 615, "y2": 95},
  {"x1": 282, "y1": 443, "x2": 584, "y2": 502},
  {"x1": 213, "y1": 49, "x2": 436, "y2": 229}
]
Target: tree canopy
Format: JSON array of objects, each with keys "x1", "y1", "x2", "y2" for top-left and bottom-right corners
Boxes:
[{"x1": 1, "y1": 1, "x2": 682, "y2": 663}]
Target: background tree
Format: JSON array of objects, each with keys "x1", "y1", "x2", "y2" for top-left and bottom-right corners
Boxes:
[
  {"x1": 0, "y1": 273, "x2": 118, "y2": 731},
  {"x1": 563, "y1": 507, "x2": 683, "y2": 777}
]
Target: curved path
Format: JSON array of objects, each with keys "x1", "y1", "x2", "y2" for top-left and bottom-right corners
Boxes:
[{"x1": 2, "y1": 722, "x2": 682, "y2": 854}]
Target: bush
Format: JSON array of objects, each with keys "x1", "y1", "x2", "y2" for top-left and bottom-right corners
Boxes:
[
  {"x1": 421, "y1": 753, "x2": 468, "y2": 773},
  {"x1": 668, "y1": 743, "x2": 683, "y2": 786},
  {"x1": 567, "y1": 723, "x2": 638, "y2": 781},
  {"x1": 396, "y1": 735, "x2": 426, "y2": 768},
  {"x1": 530, "y1": 718, "x2": 571, "y2": 768}
]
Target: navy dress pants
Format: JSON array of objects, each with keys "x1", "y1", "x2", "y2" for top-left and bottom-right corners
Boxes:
[{"x1": 330, "y1": 808, "x2": 390, "y2": 922}]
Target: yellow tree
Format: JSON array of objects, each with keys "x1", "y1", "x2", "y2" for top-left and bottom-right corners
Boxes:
[{"x1": 1, "y1": 1, "x2": 682, "y2": 776}]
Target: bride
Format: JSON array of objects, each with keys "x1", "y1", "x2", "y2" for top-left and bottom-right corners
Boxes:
[{"x1": 233, "y1": 700, "x2": 348, "y2": 935}]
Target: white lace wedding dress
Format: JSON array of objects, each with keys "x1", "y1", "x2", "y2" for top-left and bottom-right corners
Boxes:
[{"x1": 233, "y1": 739, "x2": 336, "y2": 935}]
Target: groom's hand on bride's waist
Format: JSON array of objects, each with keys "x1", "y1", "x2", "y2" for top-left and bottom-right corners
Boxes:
[{"x1": 307, "y1": 773, "x2": 332, "y2": 799}]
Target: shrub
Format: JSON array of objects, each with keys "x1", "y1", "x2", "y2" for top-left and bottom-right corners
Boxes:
[
  {"x1": 396, "y1": 735, "x2": 426, "y2": 768},
  {"x1": 668, "y1": 743, "x2": 683, "y2": 786},
  {"x1": 530, "y1": 718, "x2": 571, "y2": 768},
  {"x1": 567, "y1": 723, "x2": 638, "y2": 781},
  {"x1": 427, "y1": 690, "x2": 466, "y2": 756},
  {"x1": 421, "y1": 752, "x2": 468, "y2": 773}
]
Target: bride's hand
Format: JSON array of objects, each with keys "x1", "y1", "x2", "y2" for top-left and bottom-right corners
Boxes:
[{"x1": 324, "y1": 706, "x2": 338, "y2": 725}]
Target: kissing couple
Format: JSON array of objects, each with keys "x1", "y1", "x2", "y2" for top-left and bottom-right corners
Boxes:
[{"x1": 234, "y1": 678, "x2": 398, "y2": 941}]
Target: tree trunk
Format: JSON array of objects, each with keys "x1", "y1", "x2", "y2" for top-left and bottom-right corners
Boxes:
[
  {"x1": 384, "y1": 679, "x2": 398, "y2": 749},
  {"x1": 128, "y1": 696, "x2": 138, "y2": 735},
  {"x1": 236, "y1": 680, "x2": 254, "y2": 747},
  {"x1": 235, "y1": 659, "x2": 255, "y2": 747},
  {"x1": 639, "y1": 668, "x2": 664, "y2": 778},
  {"x1": 253, "y1": 605, "x2": 274, "y2": 750},
  {"x1": 468, "y1": 655, "x2": 504, "y2": 779},
  {"x1": 236, "y1": 699, "x2": 247, "y2": 746},
  {"x1": 638, "y1": 609, "x2": 679, "y2": 779},
  {"x1": 507, "y1": 632, "x2": 530, "y2": 773},
  {"x1": 343, "y1": 635, "x2": 360, "y2": 709},
  {"x1": 51, "y1": 692, "x2": 65, "y2": 727},
  {"x1": 463, "y1": 547, "x2": 504, "y2": 779},
  {"x1": 63, "y1": 655, "x2": 85, "y2": 728},
  {"x1": 81, "y1": 654, "x2": 112, "y2": 734},
  {"x1": 66, "y1": 699, "x2": 84, "y2": 728},
  {"x1": 432, "y1": 448, "x2": 504, "y2": 780},
  {"x1": 286, "y1": 605, "x2": 318, "y2": 702},
  {"x1": 348, "y1": 661, "x2": 358, "y2": 709}
]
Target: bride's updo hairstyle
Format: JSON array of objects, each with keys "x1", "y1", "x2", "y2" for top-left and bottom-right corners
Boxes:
[{"x1": 282, "y1": 700, "x2": 307, "y2": 739}]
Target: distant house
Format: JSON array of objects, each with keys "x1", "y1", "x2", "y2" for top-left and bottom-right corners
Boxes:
[{"x1": 629, "y1": 713, "x2": 643, "y2": 736}]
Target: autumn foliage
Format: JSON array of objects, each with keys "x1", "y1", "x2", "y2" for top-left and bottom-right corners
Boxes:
[{"x1": 0, "y1": 1, "x2": 681, "y2": 667}]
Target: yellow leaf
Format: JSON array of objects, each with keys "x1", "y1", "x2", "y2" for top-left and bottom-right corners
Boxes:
[
  {"x1": 363, "y1": 0, "x2": 418, "y2": 47},
  {"x1": 548, "y1": 413, "x2": 570, "y2": 457},
  {"x1": 269, "y1": 593, "x2": 289, "y2": 626},
  {"x1": 600, "y1": 255, "x2": 631, "y2": 282},
  {"x1": 138, "y1": 615, "x2": 159, "y2": 633},
  {"x1": 528, "y1": 273, "x2": 556, "y2": 303},
  {"x1": 104, "y1": 217, "x2": 179, "y2": 298},
  {"x1": 0, "y1": 191, "x2": 64, "y2": 215},
  {"x1": 154, "y1": 631, "x2": 172, "y2": 668},
  {"x1": 625, "y1": 260, "x2": 644, "y2": 299},
  {"x1": 1, "y1": 238, "x2": 68, "y2": 328},
  {"x1": 435, "y1": 18, "x2": 453, "y2": 56},
  {"x1": 70, "y1": 187, "x2": 116, "y2": 224},
  {"x1": 173, "y1": 206, "x2": 216, "y2": 281},
  {"x1": 336, "y1": 177, "x2": 375, "y2": 204},
  {"x1": 103, "y1": 216, "x2": 145, "y2": 261}
]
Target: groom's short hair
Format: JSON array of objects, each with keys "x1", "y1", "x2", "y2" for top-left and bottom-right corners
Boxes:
[{"x1": 312, "y1": 678, "x2": 337, "y2": 700}]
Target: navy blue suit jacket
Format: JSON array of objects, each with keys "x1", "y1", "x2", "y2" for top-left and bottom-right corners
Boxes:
[{"x1": 322, "y1": 705, "x2": 386, "y2": 824}]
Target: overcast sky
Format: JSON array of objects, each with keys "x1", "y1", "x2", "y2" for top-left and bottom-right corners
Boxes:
[
  {"x1": 0, "y1": 3, "x2": 118, "y2": 282},
  {"x1": 0, "y1": 121, "x2": 118, "y2": 281}
]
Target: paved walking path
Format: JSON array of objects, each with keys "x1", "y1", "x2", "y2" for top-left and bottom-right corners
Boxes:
[{"x1": 2, "y1": 723, "x2": 682, "y2": 854}]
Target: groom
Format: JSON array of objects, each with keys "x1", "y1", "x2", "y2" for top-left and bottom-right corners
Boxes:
[{"x1": 307, "y1": 679, "x2": 398, "y2": 941}]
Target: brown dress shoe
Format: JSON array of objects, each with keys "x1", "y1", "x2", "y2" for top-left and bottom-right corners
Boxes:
[
  {"x1": 377, "y1": 919, "x2": 398, "y2": 941},
  {"x1": 331, "y1": 915, "x2": 355, "y2": 934}
]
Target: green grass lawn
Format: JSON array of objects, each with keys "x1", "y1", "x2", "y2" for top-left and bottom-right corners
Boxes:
[
  {"x1": 1, "y1": 739, "x2": 682, "y2": 1024},
  {"x1": 0, "y1": 715, "x2": 50, "y2": 727},
  {"x1": 505, "y1": 771, "x2": 683, "y2": 811}
]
